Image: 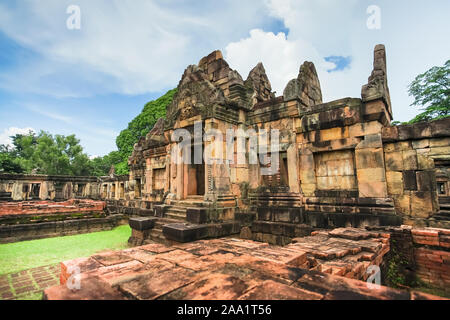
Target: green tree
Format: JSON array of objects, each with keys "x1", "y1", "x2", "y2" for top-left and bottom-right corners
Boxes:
[
  {"x1": 1, "y1": 131, "x2": 93, "y2": 176},
  {"x1": 0, "y1": 145, "x2": 24, "y2": 173},
  {"x1": 408, "y1": 60, "x2": 450, "y2": 123},
  {"x1": 90, "y1": 151, "x2": 123, "y2": 176},
  {"x1": 115, "y1": 88, "x2": 176, "y2": 174}
]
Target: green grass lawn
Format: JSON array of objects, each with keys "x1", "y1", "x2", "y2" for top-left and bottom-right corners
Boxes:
[{"x1": 0, "y1": 225, "x2": 131, "y2": 276}]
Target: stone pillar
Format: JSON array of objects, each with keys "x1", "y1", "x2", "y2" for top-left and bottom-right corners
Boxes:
[
  {"x1": 12, "y1": 182, "x2": 22, "y2": 201},
  {"x1": 40, "y1": 182, "x2": 49, "y2": 200},
  {"x1": 145, "y1": 158, "x2": 152, "y2": 198},
  {"x1": 164, "y1": 155, "x2": 171, "y2": 194},
  {"x1": 361, "y1": 44, "x2": 392, "y2": 126},
  {"x1": 355, "y1": 134, "x2": 388, "y2": 198},
  {"x1": 176, "y1": 146, "x2": 184, "y2": 200},
  {"x1": 287, "y1": 142, "x2": 300, "y2": 193},
  {"x1": 299, "y1": 148, "x2": 316, "y2": 196}
]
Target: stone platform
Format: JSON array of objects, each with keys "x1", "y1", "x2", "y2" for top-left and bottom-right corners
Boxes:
[
  {"x1": 44, "y1": 231, "x2": 444, "y2": 300},
  {"x1": 0, "y1": 199, "x2": 126, "y2": 243}
]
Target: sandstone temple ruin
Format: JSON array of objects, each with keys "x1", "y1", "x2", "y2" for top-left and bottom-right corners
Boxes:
[{"x1": 1, "y1": 45, "x2": 449, "y2": 299}]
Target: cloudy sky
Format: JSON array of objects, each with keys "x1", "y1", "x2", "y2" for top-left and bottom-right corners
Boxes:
[{"x1": 0, "y1": 0, "x2": 449, "y2": 156}]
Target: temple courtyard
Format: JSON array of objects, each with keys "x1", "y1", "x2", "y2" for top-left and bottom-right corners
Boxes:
[{"x1": 1, "y1": 45, "x2": 449, "y2": 300}]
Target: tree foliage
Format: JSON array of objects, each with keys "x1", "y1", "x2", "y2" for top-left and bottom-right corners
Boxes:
[
  {"x1": 408, "y1": 60, "x2": 450, "y2": 123},
  {"x1": 0, "y1": 145, "x2": 24, "y2": 174},
  {"x1": 90, "y1": 151, "x2": 122, "y2": 177},
  {"x1": 115, "y1": 88, "x2": 176, "y2": 174},
  {"x1": 0, "y1": 131, "x2": 92, "y2": 176}
]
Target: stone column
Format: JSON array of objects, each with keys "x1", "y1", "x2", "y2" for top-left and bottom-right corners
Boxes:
[
  {"x1": 355, "y1": 134, "x2": 388, "y2": 198},
  {"x1": 145, "y1": 158, "x2": 152, "y2": 199},
  {"x1": 176, "y1": 145, "x2": 184, "y2": 200},
  {"x1": 287, "y1": 141, "x2": 300, "y2": 193},
  {"x1": 299, "y1": 148, "x2": 316, "y2": 196}
]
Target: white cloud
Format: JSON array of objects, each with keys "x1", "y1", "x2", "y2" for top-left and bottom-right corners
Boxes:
[
  {"x1": 225, "y1": 29, "x2": 335, "y2": 95},
  {"x1": 228, "y1": 0, "x2": 450, "y2": 122},
  {"x1": 224, "y1": 28, "x2": 370, "y2": 105},
  {"x1": 0, "y1": 0, "x2": 449, "y2": 123},
  {"x1": 0, "y1": 127, "x2": 35, "y2": 147},
  {"x1": 0, "y1": 0, "x2": 272, "y2": 97},
  {"x1": 224, "y1": 1, "x2": 375, "y2": 106}
]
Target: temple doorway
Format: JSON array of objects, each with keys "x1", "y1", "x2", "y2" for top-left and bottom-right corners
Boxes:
[
  {"x1": 185, "y1": 143, "x2": 205, "y2": 197},
  {"x1": 262, "y1": 152, "x2": 289, "y2": 188}
]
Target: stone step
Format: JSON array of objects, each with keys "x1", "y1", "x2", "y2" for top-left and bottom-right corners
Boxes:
[
  {"x1": 165, "y1": 206, "x2": 187, "y2": 214},
  {"x1": 249, "y1": 192, "x2": 301, "y2": 197},
  {"x1": 149, "y1": 228, "x2": 167, "y2": 243},
  {"x1": 164, "y1": 205, "x2": 188, "y2": 221},
  {"x1": 250, "y1": 203, "x2": 303, "y2": 208},
  {"x1": 169, "y1": 201, "x2": 206, "y2": 208},
  {"x1": 186, "y1": 196, "x2": 204, "y2": 200},
  {"x1": 435, "y1": 211, "x2": 450, "y2": 220},
  {"x1": 154, "y1": 218, "x2": 181, "y2": 227},
  {"x1": 166, "y1": 212, "x2": 187, "y2": 221},
  {"x1": 249, "y1": 197, "x2": 302, "y2": 203}
]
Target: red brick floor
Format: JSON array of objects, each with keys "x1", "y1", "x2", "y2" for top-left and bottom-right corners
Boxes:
[
  {"x1": 0, "y1": 264, "x2": 59, "y2": 300},
  {"x1": 45, "y1": 237, "x2": 446, "y2": 300}
]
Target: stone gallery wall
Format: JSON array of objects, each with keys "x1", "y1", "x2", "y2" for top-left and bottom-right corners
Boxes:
[
  {"x1": 0, "y1": 174, "x2": 101, "y2": 201},
  {"x1": 382, "y1": 120, "x2": 450, "y2": 227}
]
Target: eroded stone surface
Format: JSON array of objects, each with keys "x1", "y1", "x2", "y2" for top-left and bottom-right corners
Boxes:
[{"x1": 45, "y1": 234, "x2": 446, "y2": 300}]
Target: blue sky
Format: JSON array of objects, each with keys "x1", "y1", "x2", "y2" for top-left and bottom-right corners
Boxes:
[{"x1": 0, "y1": 0, "x2": 449, "y2": 157}]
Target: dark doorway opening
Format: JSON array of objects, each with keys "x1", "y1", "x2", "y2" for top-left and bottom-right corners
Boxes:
[
  {"x1": 77, "y1": 184, "x2": 85, "y2": 197},
  {"x1": 280, "y1": 153, "x2": 289, "y2": 187},
  {"x1": 55, "y1": 183, "x2": 64, "y2": 200},
  {"x1": 135, "y1": 179, "x2": 142, "y2": 198},
  {"x1": 31, "y1": 183, "x2": 41, "y2": 199},
  {"x1": 187, "y1": 143, "x2": 205, "y2": 196}
]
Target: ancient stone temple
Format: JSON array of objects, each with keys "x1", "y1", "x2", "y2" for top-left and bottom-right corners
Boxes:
[
  {"x1": 1, "y1": 44, "x2": 449, "y2": 246},
  {"x1": 106, "y1": 44, "x2": 448, "y2": 246},
  {"x1": 3, "y1": 44, "x2": 449, "y2": 300}
]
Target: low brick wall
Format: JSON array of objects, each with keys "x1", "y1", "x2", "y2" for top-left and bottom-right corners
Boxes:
[
  {"x1": 387, "y1": 226, "x2": 450, "y2": 292},
  {"x1": 0, "y1": 199, "x2": 105, "y2": 216},
  {"x1": 0, "y1": 199, "x2": 127, "y2": 243},
  {"x1": 411, "y1": 228, "x2": 450, "y2": 290},
  {"x1": 0, "y1": 215, "x2": 127, "y2": 244}
]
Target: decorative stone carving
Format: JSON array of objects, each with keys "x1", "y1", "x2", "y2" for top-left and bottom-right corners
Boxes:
[
  {"x1": 362, "y1": 44, "x2": 392, "y2": 117},
  {"x1": 283, "y1": 79, "x2": 302, "y2": 102},
  {"x1": 165, "y1": 64, "x2": 226, "y2": 128},
  {"x1": 245, "y1": 62, "x2": 274, "y2": 107},
  {"x1": 283, "y1": 61, "x2": 322, "y2": 108}
]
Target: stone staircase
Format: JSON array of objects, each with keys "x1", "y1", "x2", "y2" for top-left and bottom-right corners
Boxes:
[
  {"x1": 434, "y1": 203, "x2": 450, "y2": 221},
  {"x1": 165, "y1": 196, "x2": 207, "y2": 220},
  {"x1": 147, "y1": 196, "x2": 209, "y2": 243},
  {"x1": 147, "y1": 217, "x2": 180, "y2": 244}
]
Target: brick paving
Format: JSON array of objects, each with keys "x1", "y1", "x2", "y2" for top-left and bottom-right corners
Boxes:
[
  {"x1": 0, "y1": 264, "x2": 59, "y2": 300},
  {"x1": 45, "y1": 234, "x2": 445, "y2": 300}
]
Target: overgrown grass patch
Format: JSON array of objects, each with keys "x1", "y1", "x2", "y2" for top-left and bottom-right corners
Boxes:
[{"x1": 0, "y1": 225, "x2": 131, "y2": 276}]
